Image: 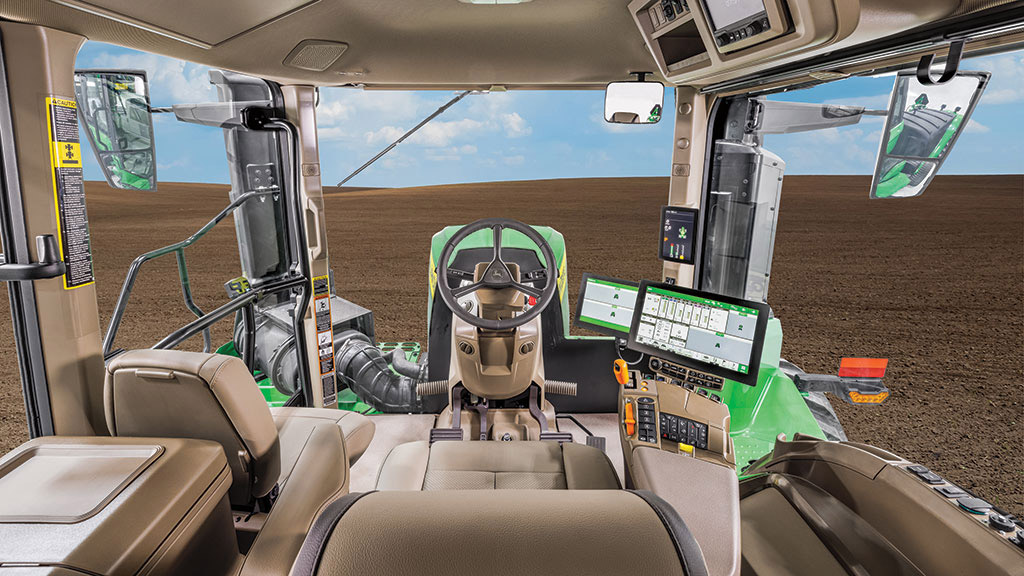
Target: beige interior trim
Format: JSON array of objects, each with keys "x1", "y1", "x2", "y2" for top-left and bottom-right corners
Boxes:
[
  {"x1": 282, "y1": 85, "x2": 335, "y2": 409},
  {"x1": 0, "y1": 21, "x2": 105, "y2": 436}
]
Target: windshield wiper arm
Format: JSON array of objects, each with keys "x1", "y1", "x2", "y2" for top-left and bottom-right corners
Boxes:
[{"x1": 337, "y1": 90, "x2": 476, "y2": 187}]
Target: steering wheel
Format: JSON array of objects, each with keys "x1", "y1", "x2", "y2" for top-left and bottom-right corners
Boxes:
[{"x1": 437, "y1": 217, "x2": 558, "y2": 331}]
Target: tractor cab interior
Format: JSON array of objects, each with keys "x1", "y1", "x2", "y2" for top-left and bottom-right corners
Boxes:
[{"x1": 0, "y1": 1, "x2": 1021, "y2": 575}]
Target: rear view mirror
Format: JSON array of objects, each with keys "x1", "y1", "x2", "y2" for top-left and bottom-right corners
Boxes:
[
  {"x1": 74, "y1": 70, "x2": 157, "y2": 191},
  {"x1": 604, "y1": 81, "x2": 664, "y2": 124},
  {"x1": 871, "y1": 71, "x2": 989, "y2": 198}
]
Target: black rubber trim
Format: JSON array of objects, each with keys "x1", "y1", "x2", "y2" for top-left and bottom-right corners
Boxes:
[
  {"x1": 292, "y1": 491, "x2": 376, "y2": 576},
  {"x1": 630, "y1": 489, "x2": 709, "y2": 576}
]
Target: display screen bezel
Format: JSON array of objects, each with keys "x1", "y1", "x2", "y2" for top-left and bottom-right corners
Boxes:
[
  {"x1": 573, "y1": 273, "x2": 641, "y2": 338},
  {"x1": 701, "y1": 0, "x2": 768, "y2": 32},
  {"x1": 626, "y1": 280, "x2": 769, "y2": 386},
  {"x1": 659, "y1": 205, "x2": 700, "y2": 265}
]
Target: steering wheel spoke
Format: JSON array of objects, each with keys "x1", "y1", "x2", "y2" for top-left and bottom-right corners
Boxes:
[
  {"x1": 451, "y1": 281, "x2": 484, "y2": 299},
  {"x1": 513, "y1": 281, "x2": 544, "y2": 299},
  {"x1": 491, "y1": 224, "x2": 503, "y2": 263}
]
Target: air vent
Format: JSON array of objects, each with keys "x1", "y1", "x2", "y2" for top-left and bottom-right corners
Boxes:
[{"x1": 283, "y1": 40, "x2": 349, "y2": 72}]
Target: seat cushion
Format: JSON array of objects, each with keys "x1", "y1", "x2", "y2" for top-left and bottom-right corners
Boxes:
[
  {"x1": 375, "y1": 441, "x2": 620, "y2": 490},
  {"x1": 293, "y1": 490, "x2": 708, "y2": 576},
  {"x1": 270, "y1": 407, "x2": 375, "y2": 471}
]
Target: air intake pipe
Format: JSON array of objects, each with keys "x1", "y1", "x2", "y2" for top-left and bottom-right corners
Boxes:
[{"x1": 334, "y1": 330, "x2": 447, "y2": 413}]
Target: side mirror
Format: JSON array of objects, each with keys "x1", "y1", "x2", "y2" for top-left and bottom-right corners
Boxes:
[
  {"x1": 871, "y1": 71, "x2": 989, "y2": 198},
  {"x1": 604, "y1": 80, "x2": 665, "y2": 124},
  {"x1": 74, "y1": 70, "x2": 158, "y2": 191}
]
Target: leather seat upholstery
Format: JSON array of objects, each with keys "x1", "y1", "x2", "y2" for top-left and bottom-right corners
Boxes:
[
  {"x1": 105, "y1": 350, "x2": 375, "y2": 505},
  {"x1": 293, "y1": 490, "x2": 708, "y2": 576},
  {"x1": 270, "y1": 407, "x2": 374, "y2": 470},
  {"x1": 375, "y1": 440, "x2": 621, "y2": 490},
  {"x1": 105, "y1": 350, "x2": 282, "y2": 506}
]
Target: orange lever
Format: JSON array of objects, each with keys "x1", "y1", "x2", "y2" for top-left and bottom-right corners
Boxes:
[
  {"x1": 613, "y1": 359, "x2": 628, "y2": 386},
  {"x1": 624, "y1": 401, "x2": 636, "y2": 436}
]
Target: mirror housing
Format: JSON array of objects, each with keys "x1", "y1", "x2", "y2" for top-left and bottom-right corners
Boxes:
[
  {"x1": 604, "y1": 80, "x2": 664, "y2": 124},
  {"x1": 74, "y1": 70, "x2": 158, "y2": 191},
  {"x1": 870, "y1": 70, "x2": 989, "y2": 199}
]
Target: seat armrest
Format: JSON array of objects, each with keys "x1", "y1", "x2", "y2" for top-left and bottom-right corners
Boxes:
[{"x1": 240, "y1": 423, "x2": 349, "y2": 576}]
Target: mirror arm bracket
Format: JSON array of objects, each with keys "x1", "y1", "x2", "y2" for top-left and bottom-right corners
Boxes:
[{"x1": 916, "y1": 40, "x2": 964, "y2": 86}]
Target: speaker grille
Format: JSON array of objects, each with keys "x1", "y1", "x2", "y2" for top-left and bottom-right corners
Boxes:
[{"x1": 283, "y1": 40, "x2": 349, "y2": 72}]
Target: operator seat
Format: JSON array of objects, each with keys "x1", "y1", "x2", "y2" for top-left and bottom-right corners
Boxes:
[
  {"x1": 104, "y1": 350, "x2": 375, "y2": 503},
  {"x1": 104, "y1": 350, "x2": 376, "y2": 576},
  {"x1": 293, "y1": 490, "x2": 708, "y2": 576},
  {"x1": 375, "y1": 440, "x2": 620, "y2": 490}
]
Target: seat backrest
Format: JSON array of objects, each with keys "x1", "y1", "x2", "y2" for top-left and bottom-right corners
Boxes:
[
  {"x1": 292, "y1": 489, "x2": 708, "y2": 576},
  {"x1": 105, "y1": 349, "x2": 280, "y2": 507}
]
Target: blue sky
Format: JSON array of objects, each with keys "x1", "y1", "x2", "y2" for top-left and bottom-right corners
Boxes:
[{"x1": 75, "y1": 42, "x2": 1023, "y2": 187}]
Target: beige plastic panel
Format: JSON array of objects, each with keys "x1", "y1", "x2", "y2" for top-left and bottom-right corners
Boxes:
[
  {"x1": 0, "y1": 443, "x2": 161, "y2": 523},
  {"x1": 663, "y1": 86, "x2": 711, "y2": 287},
  {"x1": 0, "y1": 436, "x2": 238, "y2": 576},
  {"x1": 0, "y1": 22, "x2": 105, "y2": 436},
  {"x1": 66, "y1": 0, "x2": 314, "y2": 46},
  {"x1": 282, "y1": 85, "x2": 336, "y2": 409}
]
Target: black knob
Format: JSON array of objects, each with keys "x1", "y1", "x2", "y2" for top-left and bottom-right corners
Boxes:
[
  {"x1": 650, "y1": 358, "x2": 662, "y2": 371},
  {"x1": 989, "y1": 513, "x2": 1016, "y2": 532}
]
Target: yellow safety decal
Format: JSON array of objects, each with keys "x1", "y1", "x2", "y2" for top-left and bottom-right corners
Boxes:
[
  {"x1": 312, "y1": 275, "x2": 336, "y2": 405},
  {"x1": 556, "y1": 248, "x2": 567, "y2": 302},
  {"x1": 428, "y1": 252, "x2": 437, "y2": 300},
  {"x1": 45, "y1": 96, "x2": 94, "y2": 289}
]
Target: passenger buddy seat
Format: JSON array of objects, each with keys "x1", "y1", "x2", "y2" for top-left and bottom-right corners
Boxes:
[{"x1": 104, "y1": 349, "x2": 376, "y2": 575}]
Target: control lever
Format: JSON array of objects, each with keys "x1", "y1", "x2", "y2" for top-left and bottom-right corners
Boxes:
[{"x1": 0, "y1": 235, "x2": 66, "y2": 281}]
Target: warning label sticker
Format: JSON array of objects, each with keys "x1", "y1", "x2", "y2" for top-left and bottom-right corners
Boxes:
[
  {"x1": 312, "y1": 275, "x2": 336, "y2": 404},
  {"x1": 46, "y1": 96, "x2": 94, "y2": 289}
]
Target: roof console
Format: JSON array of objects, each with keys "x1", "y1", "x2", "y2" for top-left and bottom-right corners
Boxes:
[{"x1": 628, "y1": 0, "x2": 844, "y2": 85}]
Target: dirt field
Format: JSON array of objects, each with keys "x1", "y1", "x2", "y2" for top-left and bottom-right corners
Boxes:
[{"x1": 0, "y1": 174, "x2": 1019, "y2": 514}]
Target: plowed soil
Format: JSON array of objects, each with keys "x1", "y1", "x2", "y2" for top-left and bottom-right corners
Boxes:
[{"x1": 0, "y1": 174, "x2": 1019, "y2": 514}]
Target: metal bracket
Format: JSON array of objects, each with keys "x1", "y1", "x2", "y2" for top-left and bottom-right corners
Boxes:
[{"x1": 916, "y1": 40, "x2": 964, "y2": 86}]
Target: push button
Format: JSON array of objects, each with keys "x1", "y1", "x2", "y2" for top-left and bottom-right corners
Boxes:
[
  {"x1": 934, "y1": 485, "x2": 967, "y2": 498},
  {"x1": 956, "y1": 497, "x2": 993, "y2": 515},
  {"x1": 918, "y1": 471, "x2": 944, "y2": 485}
]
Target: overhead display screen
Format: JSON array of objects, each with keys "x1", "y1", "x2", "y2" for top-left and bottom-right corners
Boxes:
[
  {"x1": 659, "y1": 206, "x2": 698, "y2": 265},
  {"x1": 573, "y1": 274, "x2": 639, "y2": 338},
  {"x1": 627, "y1": 281, "x2": 769, "y2": 386},
  {"x1": 703, "y1": 0, "x2": 767, "y2": 31}
]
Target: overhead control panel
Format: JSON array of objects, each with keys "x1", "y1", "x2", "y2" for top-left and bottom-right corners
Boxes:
[
  {"x1": 702, "y1": 0, "x2": 790, "y2": 53},
  {"x1": 627, "y1": 0, "x2": 848, "y2": 84}
]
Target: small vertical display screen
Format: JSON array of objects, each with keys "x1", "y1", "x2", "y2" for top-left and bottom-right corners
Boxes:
[{"x1": 659, "y1": 206, "x2": 699, "y2": 265}]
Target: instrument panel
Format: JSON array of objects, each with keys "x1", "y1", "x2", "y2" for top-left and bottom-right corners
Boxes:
[{"x1": 620, "y1": 372, "x2": 735, "y2": 469}]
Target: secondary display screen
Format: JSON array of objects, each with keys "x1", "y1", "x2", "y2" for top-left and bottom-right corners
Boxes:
[
  {"x1": 660, "y1": 206, "x2": 699, "y2": 264},
  {"x1": 703, "y1": 0, "x2": 767, "y2": 30},
  {"x1": 627, "y1": 281, "x2": 769, "y2": 386},
  {"x1": 573, "y1": 274, "x2": 640, "y2": 338}
]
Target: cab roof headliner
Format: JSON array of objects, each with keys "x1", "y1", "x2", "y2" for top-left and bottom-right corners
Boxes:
[{"x1": 0, "y1": 0, "x2": 663, "y2": 89}]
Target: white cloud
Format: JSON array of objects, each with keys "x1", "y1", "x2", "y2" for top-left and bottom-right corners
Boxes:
[
  {"x1": 317, "y1": 89, "x2": 532, "y2": 156},
  {"x1": 971, "y1": 54, "x2": 1024, "y2": 105},
  {"x1": 88, "y1": 51, "x2": 215, "y2": 104},
  {"x1": 502, "y1": 155, "x2": 526, "y2": 166},
  {"x1": 966, "y1": 119, "x2": 990, "y2": 134},
  {"x1": 500, "y1": 112, "x2": 531, "y2": 137}
]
